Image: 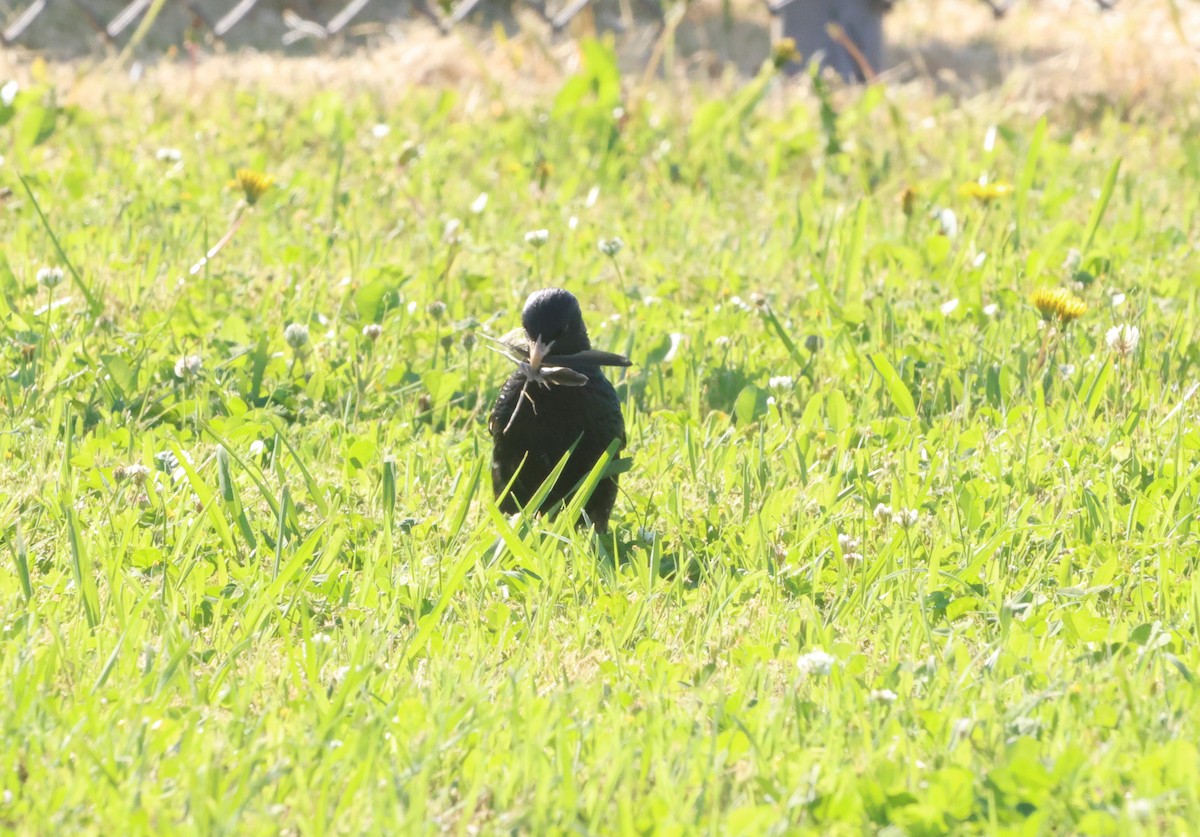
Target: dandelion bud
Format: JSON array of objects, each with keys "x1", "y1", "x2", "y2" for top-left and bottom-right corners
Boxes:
[
  {"x1": 426, "y1": 300, "x2": 446, "y2": 320},
  {"x1": 362, "y1": 323, "x2": 383, "y2": 342},
  {"x1": 524, "y1": 229, "x2": 549, "y2": 248},
  {"x1": 461, "y1": 332, "x2": 477, "y2": 351},
  {"x1": 804, "y1": 334, "x2": 824, "y2": 354}
]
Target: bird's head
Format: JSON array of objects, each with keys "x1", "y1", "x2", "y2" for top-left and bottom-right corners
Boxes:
[{"x1": 521, "y1": 288, "x2": 591, "y2": 369}]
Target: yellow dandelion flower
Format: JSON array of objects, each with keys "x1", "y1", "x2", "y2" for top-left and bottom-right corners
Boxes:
[
  {"x1": 959, "y1": 180, "x2": 1014, "y2": 202},
  {"x1": 771, "y1": 38, "x2": 800, "y2": 70},
  {"x1": 1031, "y1": 288, "x2": 1087, "y2": 324},
  {"x1": 230, "y1": 168, "x2": 274, "y2": 205}
]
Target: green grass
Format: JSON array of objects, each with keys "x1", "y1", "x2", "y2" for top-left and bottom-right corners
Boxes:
[{"x1": 2, "y1": 46, "x2": 1200, "y2": 834}]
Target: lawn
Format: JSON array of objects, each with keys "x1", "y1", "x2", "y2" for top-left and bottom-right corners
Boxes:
[{"x1": 2, "y1": 36, "x2": 1200, "y2": 834}]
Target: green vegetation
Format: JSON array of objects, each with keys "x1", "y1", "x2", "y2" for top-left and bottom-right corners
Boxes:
[{"x1": 2, "y1": 45, "x2": 1199, "y2": 833}]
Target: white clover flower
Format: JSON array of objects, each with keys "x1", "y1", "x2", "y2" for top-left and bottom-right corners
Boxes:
[
  {"x1": 768, "y1": 375, "x2": 795, "y2": 392},
  {"x1": 470, "y1": 192, "x2": 488, "y2": 214},
  {"x1": 893, "y1": 508, "x2": 919, "y2": 529},
  {"x1": 585, "y1": 185, "x2": 600, "y2": 208},
  {"x1": 937, "y1": 208, "x2": 958, "y2": 239},
  {"x1": 1124, "y1": 795, "x2": 1153, "y2": 821},
  {"x1": 940, "y1": 298, "x2": 959, "y2": 316},
  {"x1": 567, "y1": 216, "x2": 578, "y2": 230},
  {"x1": 714, "y1": 336, "x2": 731, "y2": 349},
  {"x1": 161, "y1": 449, "x2": 194, "y2": 483},
  {"x1": 873, "y1": 503, "x2": 893, "y2": 524},
  {"x1": 0, "y1": 80, "x2": 17, "y2": 108},
  {"x1": 249, "y1": 439, "x2": 267, "y2": 458},
  {"x1": 598, "y1": 236, "x2": 623, "y2": 257},
  {"x1": 796, "y1": 647, "x2": 837, "y2": 677},
  {"x1": 371, "y1": 123, "x2": 391, "y2": 138},
  {"x1": 114, "y1": 463, "x2": 151, "y2": 484},
  {"x1": 662, "y1": 332, "x2": 685, "y2": 363},
  {"x1": 837, "y1": 533, "x2": 859, "y2": 554},
  {"x1": 174, "y1": 354, "x2": 202, "y2": 379},
  {"x1": 284, "y1": 322, "x2": 309, "y2": 350},
  {"x1": 36, "y1": 266, "x2": 64, "y2": 289},
  {"x1": 525, "y1": 229, "x2": 549, "y2": 248},
  {"x1": 1105, "y1": 324, "x2": 1139, "y2": 357},
  {"x1": 1111, "y1": 292, "x2": 1126, "y2": 307},
  {"x1": 1063, "y1": 248, "x2": 1082, "y2": 274},
  {"x1": 156, "y1": 147, "x2": 182, "y2": 163},
  {"x1": 982, "y1": 303, "x2": 999, "y2": 317},
  {"x1": 362, "y1": 323, "x2": 383, "y2": 341},
  {"x1": 971, "y1": 251, "x2": 987, "y2": 269},
  {"x1": 870, "y1": 688, "x2": 898, "y2": 703},
  {"x1": 442, "y1": 218, "x2": 461, "y2": 243}
]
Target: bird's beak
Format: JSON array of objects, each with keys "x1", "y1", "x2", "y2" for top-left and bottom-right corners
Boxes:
[{"x1": 528, "y1": 336, "x2": 554, "y2": 372}]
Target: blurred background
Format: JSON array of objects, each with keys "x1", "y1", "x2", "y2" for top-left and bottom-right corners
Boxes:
[{"x1": 0, "y1": 0, "x2": 1196, "y2": 107}]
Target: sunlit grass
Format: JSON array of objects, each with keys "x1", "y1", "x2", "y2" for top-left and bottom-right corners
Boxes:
[{"x1": 1, "y1": 44, "x2": 1199, "y2": 833}]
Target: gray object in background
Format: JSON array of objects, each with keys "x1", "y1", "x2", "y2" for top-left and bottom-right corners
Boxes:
[{"x1": 769, "y1": 0, "x2": 891, "y2": 81}]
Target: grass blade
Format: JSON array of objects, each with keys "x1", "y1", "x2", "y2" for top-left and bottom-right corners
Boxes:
[
  {"x1": 17, "y1": 173, "x2": 101, "y2": 315},
  {"x1": 869, "y1": 353, "x2": 917, "y2": 420},
  {"x1": 11, "y1": 518, "x2": 32, "y2": 601},
  {"x1": 64, "y1": 503, "x2": 100, "y2": 628},
  {"x1": 1082, "y1": 158, "x2": 1121, "y2": 256}
]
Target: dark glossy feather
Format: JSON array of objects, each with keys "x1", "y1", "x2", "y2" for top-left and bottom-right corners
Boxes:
[{"x1": 488, "y1": 289, "x2": 628, "y2": 532}]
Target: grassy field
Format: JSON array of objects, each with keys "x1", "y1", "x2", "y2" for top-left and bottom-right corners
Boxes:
[{"x1": 3, "y1": 34, "x2": 1200, "y2": 834}]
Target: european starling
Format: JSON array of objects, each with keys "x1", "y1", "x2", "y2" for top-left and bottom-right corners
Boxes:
[{"x1": 488, "y1": 288, "x2": 630, "y2": 532}]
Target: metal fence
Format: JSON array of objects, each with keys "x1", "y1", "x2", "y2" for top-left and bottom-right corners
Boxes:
[
  {"x1": 0, "y1": 0, "x2": 621, "y2": 51},
  {"x1": 0, "y1": 0, "x2": 1123, "y2": 61}
]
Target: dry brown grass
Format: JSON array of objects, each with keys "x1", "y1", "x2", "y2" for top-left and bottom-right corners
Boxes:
[{"x1": 0, "y1": 0, "x2": 1196, "y2": 117}]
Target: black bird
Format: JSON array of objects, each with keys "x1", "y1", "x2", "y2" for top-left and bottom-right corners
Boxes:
[{"x1": 488, "y1": 288, "x2": 630, "y2": 532}]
